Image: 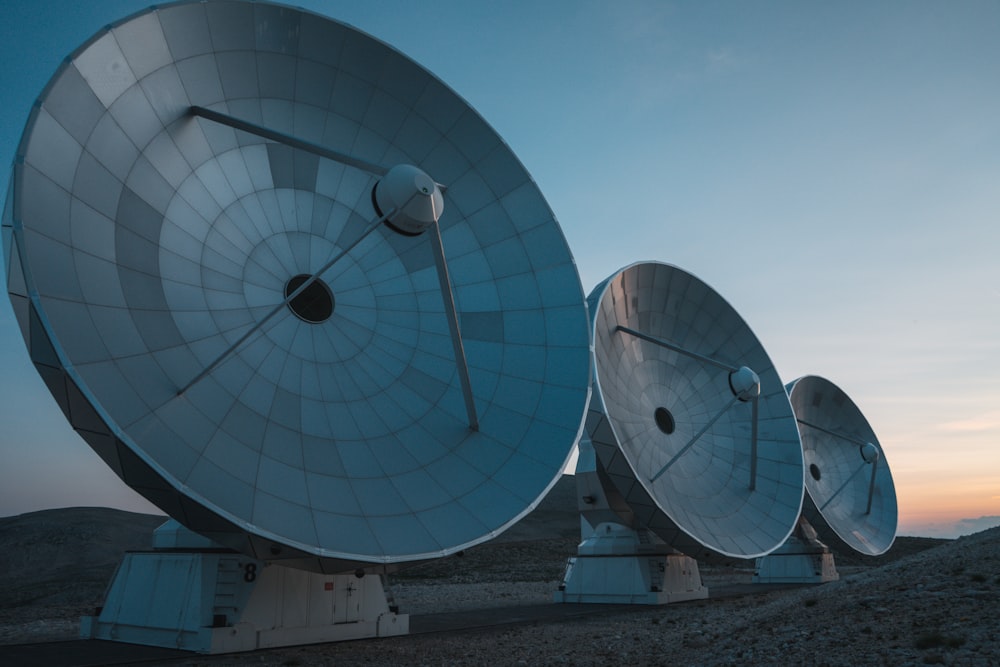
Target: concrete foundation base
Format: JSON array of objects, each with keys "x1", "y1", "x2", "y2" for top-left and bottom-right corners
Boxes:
[
  {"x1": 81, "y1": 522, "x2": 407, "y2": 653},
  {"x1": 753, "y1": 535, "x2": 839, "y2": 584},
  {"x1": 554, "y1": 523, "x2": 707, "y2": 605}
]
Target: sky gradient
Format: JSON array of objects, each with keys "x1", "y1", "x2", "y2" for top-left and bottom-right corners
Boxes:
[{"x1": 1, "y1": 1, "x2": 998, "y2": 539}]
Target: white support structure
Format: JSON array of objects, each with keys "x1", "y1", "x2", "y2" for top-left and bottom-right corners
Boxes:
[
  {"x1": 554, "y1": 438, "x2": 708, "y2": 605},
  {"x1": 752, "y1": 517, "x2": 839, "y2": 584},
  {"x1": 554, "y1": 522, "x2": 707, "y2": 604},
  {"x1": 81, "y1": 522, "x2": 408, "y2": 653}
]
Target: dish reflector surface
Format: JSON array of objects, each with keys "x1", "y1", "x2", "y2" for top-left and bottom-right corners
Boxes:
[
  {"x1": 788, "y1": 375, "x2": 897, "y2": 556},
  {"x1": 587, "y1": 261, "x2": 803, "y2": 559},
  {"x1": 2, "y1": 0, "x2": 591, "y2": 569}
]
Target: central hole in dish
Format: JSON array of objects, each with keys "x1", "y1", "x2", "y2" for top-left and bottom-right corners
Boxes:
[
  {"x1": 809, "y1": 463, "x2": 821, "y2": 481},
  {"x1": 654, "y1": 407, "x2": 675, "y2": 435},
  {"x1": 285, "y1": 275, "x2": 334, "y2": 323}
]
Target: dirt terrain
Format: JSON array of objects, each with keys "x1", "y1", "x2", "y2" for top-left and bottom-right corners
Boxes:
[{"x1": 3, "y1": 476, "x2": 988, "y2": 665}]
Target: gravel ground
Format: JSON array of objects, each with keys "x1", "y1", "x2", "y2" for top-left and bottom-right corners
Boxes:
[
  {"x1": 147, "y1": 528, "x2": 998, "y2": 667},
  {"x1": 0, "y1": 498, "x2": 982, "y2": 665},
  {"x1": 2, "y1": 528, "x2": 996, "y2": 666}
]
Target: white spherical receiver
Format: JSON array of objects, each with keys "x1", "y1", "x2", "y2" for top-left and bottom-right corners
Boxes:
[
  {"x1": 859, "y1": 442, "x2": 879, "y2": 464},
  {"x1": 374, "y1": 164, "x2": 445, "y2": 235},
  {"x1": 729, "y1": 366, "x2": 761, "y2": 402}
]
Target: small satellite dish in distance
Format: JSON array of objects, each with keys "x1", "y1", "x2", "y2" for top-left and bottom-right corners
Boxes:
[
  {"x1": 4, "y1": 0, "x2": 591, "y2": 650},
  {"x1": 588, "y1": 261, "x2": 804, "y2": 560},
  {"x1": 753, "y1": 375, "x2": 896, "y2": 583},
  {"x1": 791, "y1": 375, "x2": 897, "y2": 555},
  {"x1": 558, "y1": 261, "x2": 804, "y2": 604}
]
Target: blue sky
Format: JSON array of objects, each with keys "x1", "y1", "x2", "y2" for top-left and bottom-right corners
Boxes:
[{"x1": 1, "y1": 0, "x2": 998, "y2": 539}]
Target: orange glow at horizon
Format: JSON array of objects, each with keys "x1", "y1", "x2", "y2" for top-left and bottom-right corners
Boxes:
[
  {"x1": 890, "y1": 453, "x2": 1000, "y2": 535},
  {"x1": 854, "y1": 385, "x2": 1000, "y2": 538}
]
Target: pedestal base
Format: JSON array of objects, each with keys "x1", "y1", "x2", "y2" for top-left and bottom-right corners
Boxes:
[
  {"x1": 554, "y1": 523, "x2": 707, "y2": 605},
  {"x1": 81, "y1": 524, "x2": 407, "y2": 653},
  {"x1": 752, "y1": 535, "x2": 839, "y2": 584}
]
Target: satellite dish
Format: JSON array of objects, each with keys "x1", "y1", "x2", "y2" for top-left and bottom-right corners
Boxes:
[
  {"x1": 789, "y1": 375, "x2": 897, "y2": 555},
  {"x1": 3, "y1": 0, "x2": 592, "y2": 578},
  {"x1": 585, "y1": 261, "x2": 804, "y2": 561}
]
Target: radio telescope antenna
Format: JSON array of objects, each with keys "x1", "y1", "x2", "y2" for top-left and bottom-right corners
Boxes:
[
  {"x1": 754, "y1": 375, "x2": 897, "y2": 583},
  {"x1": 557, "y1": 261, "x2": 804, "y2": 604},
  {"x1": 3, "y1": 0, "x2": 591, "y2": 652}
]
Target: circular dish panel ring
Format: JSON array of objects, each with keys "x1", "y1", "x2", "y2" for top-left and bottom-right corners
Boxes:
[
  {"x1": 587, "y1": 261, "x2": 804, "y2": 560},
  {"x1": 787, "y1": 375, "x2": 897, "y2": 556},
  {"x1": 3, "y1": 0, "x2": 592, "y2": 570}
]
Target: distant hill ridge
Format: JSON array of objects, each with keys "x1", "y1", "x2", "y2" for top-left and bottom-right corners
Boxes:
[{"x1": 0, "y1": 507, "x2": 164, "y2": 608}]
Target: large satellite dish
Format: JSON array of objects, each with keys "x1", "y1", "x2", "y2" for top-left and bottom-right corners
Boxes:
[
  {"x1": 586, "y1": 261, "x2": 804, "y2": 561},
  {"x1": 3, "y1": 0, "x2": 591, "y2": 578},
  {"x1": 790, "y1": 375, "x2": 897, "y2": 555}
]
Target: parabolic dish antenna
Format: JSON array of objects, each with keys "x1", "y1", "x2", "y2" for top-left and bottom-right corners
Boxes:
[
  {"x1": 587, "y1": 261, "x2": 804, "y2": 560},
  {"x1": 2, "y1": 0, "x2": 592, "y2": 573},
  {"x1": 789, "y1": 375, "x2": 897, "y2": 555}
]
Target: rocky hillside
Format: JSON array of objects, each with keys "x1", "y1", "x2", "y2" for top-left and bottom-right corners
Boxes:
[
  {"x1": 0, "y1": 475, "x2": 971, "y2": 665},
  {"x1": 207, "y1": 526, "x2": 996, "y2": 667},
  {"x1": 0, "y1": 507, "x2": 163, "y2": 609},
  {"x1": 0, "y1": 475, "x2": 941, "y2": 608}
]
